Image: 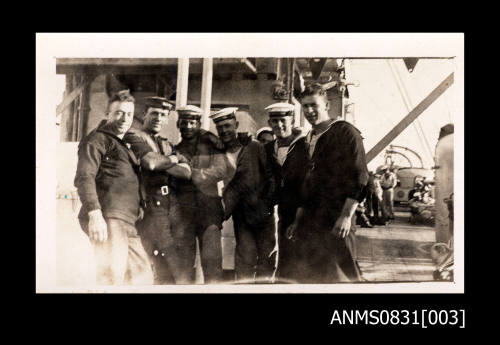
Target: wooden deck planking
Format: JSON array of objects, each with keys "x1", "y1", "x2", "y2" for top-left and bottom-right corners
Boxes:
[{"x1": 356, "y1": 210, "x2": 436, "y2": 282}]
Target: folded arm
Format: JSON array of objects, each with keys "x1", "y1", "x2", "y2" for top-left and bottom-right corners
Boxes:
[
  {"x1": 191, "y1": 151, "x2": 227, "y2": 187},
  {"x1": 141, "y1": 152, "x2": 191, "y2": 179},
  {"x1": 124, "y1": 131, "x2": 191, "y2": 180}
]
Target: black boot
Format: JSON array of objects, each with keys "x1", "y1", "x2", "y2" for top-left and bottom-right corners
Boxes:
[
  {"x1": 377, "y1": 217, "x2": 389, "y2": 225},
  {"x1": 359, "y1": 213, "x2": 373, "y2": 228}
]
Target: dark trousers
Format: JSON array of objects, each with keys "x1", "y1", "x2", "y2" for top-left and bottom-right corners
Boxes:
[
  {"x1": 276, "y1": 217, "x2": 298, "y2": 282},
  {"x1": 233, "y1": 214, "x2": 277, "y2": 282},
  {"x1": 294, "y1": 214, "x2": 362, "y2": 283},
  {"x1": 136, "y1": 195, "x2": 183, "y2": 284},
  {"x1": 168, "y1": 192, "x2": 223, "y2": 284},
  {"x1": 366, "y1": 191, "x2": 381, "y2": 219}
]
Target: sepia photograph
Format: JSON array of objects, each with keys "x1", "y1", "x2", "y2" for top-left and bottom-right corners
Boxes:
[{"x1": 36, "y1": 33, "x2": 464, "y2": 293}]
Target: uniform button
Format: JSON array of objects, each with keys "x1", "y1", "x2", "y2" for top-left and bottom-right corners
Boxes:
[{"x1": 156, "y1": 201, "x2": 161, "y2": 206}]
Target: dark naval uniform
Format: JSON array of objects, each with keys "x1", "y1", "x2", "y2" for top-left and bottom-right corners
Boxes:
[
  {"x1": 265, "y1": 132, "x2": 309, "y2": 281},
  {"x1": 295, "y1": 120, "x2": 369, "y2": 283},
  {"x1": 223, "y1": 134, "x2": 277, "y2": 282},
  {"x1": 170, "y1": 129, "x2": 226, "y2": 283},
  {"x1": 124, "y1": 128, "x2": 188, "y2": 284},
  {"x1": 75, "y1": 122, "x2": 153, "y2": 285}
]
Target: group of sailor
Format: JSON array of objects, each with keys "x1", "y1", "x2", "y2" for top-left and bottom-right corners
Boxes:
[{"x1": 74, "y1": 82, "x2": 370, "y2": 285}]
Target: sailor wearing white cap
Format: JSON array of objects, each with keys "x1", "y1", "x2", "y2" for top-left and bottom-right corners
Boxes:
[
  {"x1": 380, "y1": 166, "x2": 397, "y2": 220},
  {"x1": 210, "y1": 107, "x2": 277, "y2": 282},
  {"x1": 265, "y1": 103, "x2": 302, "y2": 166},
  {"x1": 255, "y1": 127, "x2": 274, "y2": 145},
  {"x1": 168, "y1": 104, "x2": 227, "y2": 283},
  {"x1": 263, "y1": 102, "x2": 309, "y2": 282},
  {"x1": 265, "y1": 102, "x2": 295, "y2": 116},
  {"x1": 209, "y1": 107, "x2": 239, "y2": 123},
  {"x1": 176, "y1": 104, "x2": 203, "y2": 118}
]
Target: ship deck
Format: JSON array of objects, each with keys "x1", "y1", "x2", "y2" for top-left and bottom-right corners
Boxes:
[{"x1": 356, "y1": 207, "x2": 436, "y2": 282}]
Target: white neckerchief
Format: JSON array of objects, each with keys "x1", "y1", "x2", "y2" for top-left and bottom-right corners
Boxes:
[
  {"x1": 277, "y1": 147, "x2": 288, "y2": 166},
  {"x1": 274, "y1": 132, "x2": 307, "y2": 166},
  {"x1": 225, "y1": 147, "x2": 242, "y2": 182},
  {"x1": 307, "y1": 119, "x2": 342, "y2": 157}
]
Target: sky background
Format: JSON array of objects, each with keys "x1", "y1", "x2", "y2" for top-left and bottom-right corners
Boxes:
[{"x1": 346, "y1": 58, "x2": 455, "y2": 171}]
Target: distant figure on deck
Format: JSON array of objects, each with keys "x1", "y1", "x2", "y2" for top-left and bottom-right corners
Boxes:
[
  {"x1": 366, "y1": 171, "x2": 386, "y2": 225},
  {"x1": 380, "y1": 166, "x2": 397, "y2": 220},
  {"x1": 355, "y1": 201, "x2": 373, "y2": 228}
]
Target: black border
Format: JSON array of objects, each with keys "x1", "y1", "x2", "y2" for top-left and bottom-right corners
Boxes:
[{"x1": 32, "y1": 31, "x2": 471, "y2": 334}]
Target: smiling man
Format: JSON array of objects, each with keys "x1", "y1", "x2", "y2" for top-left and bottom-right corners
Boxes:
[
  {"x1": 74, "y1": 90, "x2": 153, "y2": 285},
  {"x1": 168, "y1": 105, "x2": 227, "y2": 284},
  {"x1": 263, "y1": 102, "x2": 309, "y2": 282},
  {"x1": 287, "y1": 83, "x2": 369, "y2": 283},
  {"x1": 123, "y1": 96, "x2": 192, "y2": 284},
  {"x1": 210, "y1": 107, "x2": 276, "y2": 283}
]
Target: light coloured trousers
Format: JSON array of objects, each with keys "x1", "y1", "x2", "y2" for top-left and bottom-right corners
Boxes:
[
  {"x1": 382, "y1": 188, "x2": 395, "y2": 218},
  {"x1": 92, "y1": 218, "x2": 154, "y2": 285}
]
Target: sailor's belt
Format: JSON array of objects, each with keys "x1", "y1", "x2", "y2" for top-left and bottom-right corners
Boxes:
[
  {"x1": 143, "y1": 186, "x2": 172, "y2": 208},
  {"x1": 147, "y1": 185, "x2": 170, "y2": 196}
]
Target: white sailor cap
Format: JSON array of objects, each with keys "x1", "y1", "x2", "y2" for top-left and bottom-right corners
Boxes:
[
  {"x1": 176, "y1": 105, "x2": 203, "y2": 119},
  {"x1": 256, "y1": 127, "x2": 273, "y2": 138},
  {"x1": 209, "y1": 107, "x2": 238, "y2": 123},
  {"x1": 265, "y1": 102, "x2": 295, "y2": 117}
]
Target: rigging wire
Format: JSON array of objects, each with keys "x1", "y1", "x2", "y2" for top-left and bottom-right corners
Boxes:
[
  {"x1": 346, "y1": 61, "x2": 395, "y2": 163},
  {"x1": 386, "y1": 60, "x2": 428, "y2": 159},
  {"x1": 392, "y1": 61, "x2": 435, "y2": 161},
  {"x1": 390, "y1": 60, "x2": 433, "y2": 158},
  {"x1": 357, "y1": 86, "x2": 396, "y2": 166},
  {"x1": 386, "y1": 60, "x2": 434, "y2": 166},
  {"x1": 411, "y1": 59, "x2": 454, "y2": 139},
  {"x1": 443, "y1": 85, "x2": 454, "y2": 123}
]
